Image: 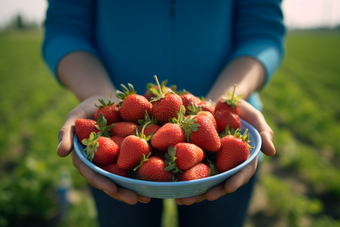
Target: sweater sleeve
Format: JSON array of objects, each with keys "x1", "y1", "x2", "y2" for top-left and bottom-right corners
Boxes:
[
  {"x1": 42, "y1": 0, "x2": 100, "y2": 82},
  {"x1": 229, "y1": 0, "x2": 286, "y2": 87}
]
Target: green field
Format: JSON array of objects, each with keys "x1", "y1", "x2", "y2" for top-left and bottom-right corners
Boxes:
[{"x1": 0, "y1": 30, "x2": 339, "y2": 227}]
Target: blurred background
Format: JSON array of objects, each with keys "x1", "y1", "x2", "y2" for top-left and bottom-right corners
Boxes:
[{"x1": 0, "y1": 0, "x2": 339, "y2": 226}]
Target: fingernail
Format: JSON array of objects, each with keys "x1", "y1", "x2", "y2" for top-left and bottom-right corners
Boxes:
[{"x1": 57, "y1": 140, "x2": 62, "y2": 152}]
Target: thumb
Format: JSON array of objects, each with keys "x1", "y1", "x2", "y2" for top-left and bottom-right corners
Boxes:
[{"x1": 57, "y1": 108, "x2": 86, "y2": 157}]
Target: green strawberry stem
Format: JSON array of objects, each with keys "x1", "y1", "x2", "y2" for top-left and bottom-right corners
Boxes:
[
  {"x1": 221, "y1": 84, "x2": 242, "y2": 109},
  {"x1": 187, "y1": 103, "x2": 202, "y2": 115},
  {"x1": 82, "y1": 132, "x2": 101, "y2": 162},
  {"x1": 154, "y1": 75, "x2": 163, "y2": 95},
  {"x1": 133, "y1": 152, "x2": 151, "y2": 171},
  {"x1": 138, "y1": 110, "x2": 158, "y2": 126},
  {"x1": 164, "y1": 146, "x2": 182, "y2": 174},
  {"x1": 150, "y1": 75, "x2": 172, "y2": 102},
  {"x1": 175, "y1": 89, "x2": 190, "y2": 96},
  {"x1": 95, "y1": 92, "x2": 115, "y2": 108},
  {"x1": 200, "y1": 96, "x2": 216, "y2": 106},
  {"x1": 207, "y1": 159, "x2": 219, "y2": 175},
  {"x1": 135, "y1": 120, "x2": 154, "y2": 142},
  {"x1": 116, "y1": 83, "x2": 137, "y2": 107},
  {"x1": 96, "y1": 114, "x2": 114, "y2": 137},
  {"x1": 181, "y1": 115, "x2": 201, "y2": 142},
  {"x1": 169, "y1": 105, "x2": 187, "y2": 126},
  {"x1": 146, "y1": 79, "x2": 168, "y2": 90},
  {"x1": 219, "y1": 126, "x2": 254, "y2": 149}
]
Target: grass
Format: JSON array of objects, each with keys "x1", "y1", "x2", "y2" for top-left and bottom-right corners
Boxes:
[{"x1": 0, "y1": 30, "x2": 340, "y2": 227}]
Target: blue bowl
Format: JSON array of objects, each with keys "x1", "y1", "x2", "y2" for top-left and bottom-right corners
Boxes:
[{"x1": 74, "y1": 118, "x2": 261, "y2": 199}]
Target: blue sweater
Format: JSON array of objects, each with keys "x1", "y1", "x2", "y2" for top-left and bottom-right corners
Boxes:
[{"x1": 42, "y1": 0, "x2": 285, "y2": 110}]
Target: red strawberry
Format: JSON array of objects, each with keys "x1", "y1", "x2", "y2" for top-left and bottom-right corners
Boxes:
[
  {"x1": 177, "y1": 90, "x2": 201, "y2": 113},
  {"x1": 109, "y1": 121, "x2": 138, "y2": 137},
  {"x1": 75, "y1": 118, "x2": 98, "y2": 143},
  {"x1": 110, "y1": 136, "x2": 125, "y2": 147},
  {"x1": 165, "y1": 143, "x2": 204, "y2": 172},
  {"x1": 150, "y1": 75, "x2": 183, "y2": 124},
  {"x1": 214, "y1": 109, "x2": 241, "y2": 133},
  {"x1": 117, "y1": 134, "x2": 151, "y2": 170},
  {"x1": 178, "y1": 163, "x2": 210, "y2": 181},
  {"x1": 216, "y1": 128, "x2": 252, "y2": 173},
  {"x1": 198, "y1": 99, "x2": 215, "y2": 115},
  {"x1": 215, "y1": 84, "x2": 242, "y2": 115},
  {"x1": 82, "y1": 132, "x2": 120, "y2": 166},
  {"x1": 187, "y1": 104, "x2": 217, "y2": 130},
  {"x1": 151, "y1": 123, "x2": 185, "y2": 151},
  {"x1": 151, "y1": 106, "x2": 186, "y2": 151},
  {"x1": 75, "y1": 114, "x2": 114, "y2": 144},
  {"x1": 183, "y1": 115, "x2": 221, "y2": 152},
  {"x1": 100, "y1": 162, "x2": 129, "y2": 177},
  {"x1": 136, "y1": 155, "x2": 173, "y2": 182},
  {"x1": 144, "y1": 79, "x2": 176, "y2": 101},
  {"x1": 116, "y1": 83, "x2": 152, "y2": 123},
  {"x1": 94, "y1": 93, "x2": 121, "y2": 125}
]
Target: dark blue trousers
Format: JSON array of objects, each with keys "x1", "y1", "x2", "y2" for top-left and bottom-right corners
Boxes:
[{"x1": 90, "y1": 166, "x2": 258, "y2": 227}]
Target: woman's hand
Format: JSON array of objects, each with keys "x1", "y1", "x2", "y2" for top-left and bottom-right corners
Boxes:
[
  {"x1": 57, "y1": 96, "x2": 152, "y2": 205},
  {"x1": 175, "y1": 100, "x2": 275, "y2": 205}
]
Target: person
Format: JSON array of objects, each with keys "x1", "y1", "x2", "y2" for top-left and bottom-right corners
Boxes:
[{"x1": 43, "y1": 0, "x2": 285, "y2": 226}]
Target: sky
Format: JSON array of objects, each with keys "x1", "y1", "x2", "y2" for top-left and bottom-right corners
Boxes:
[{"x1": 0, "y1": 0, "x2": 340, "y2": 29}]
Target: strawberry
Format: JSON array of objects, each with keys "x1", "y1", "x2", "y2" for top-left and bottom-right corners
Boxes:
[
  {"x1": 116, "y1": 83, "x2": 152, "y2": 123},
  {"x1": 177, "y1": 90, "x2": 201, "y2": 113},
  {"x1": 94, "y1": 93, "x2": 121, "y2": 125},
  {"x1": 82, "y1": 132, "x2": 120, "y2": 166},
  {"x1": 150, "y1": 106, "x2": 186, "y2": 151},
  {"x1": 151, "y1": 123, "x2": 185, "y2": 152},
  {"x1": 178, "y1": 163, "x2": 210, "y2": 181},
  {"x1": 110, "y1": 136, "x2": 125, "y2": 147},
  {"x1": 117, "y1": 132, "x2": 152, "y2": 170},
  {"x1": 215, "y1": 84, "x2": 242, "y2": 115},
  {"x1": 198, "y1": 98, "x2": 215, "y2": 115},
  {"x1": 165, "y1": 143, "x2": 204, "y2": 172},
  {"x1": 216, "y1": 128, "x2": 252, "y2": 173},
  {"x1": 109, "y1": 121, "x2": 138, "y2": 137},
  {"x1": 75, "y1": 114, "x2": 114, "y2": 144},
  {"x1": 214, "y1": 109, "x2": 241, "y2": 133},
  {"x1": 137, "y1": 111, "x2": 160, "y2": 137},
  {"x1": 144, "y1": 79, "x2": 176, "y2": 101},
  {"x1": 187, "y1": 103, "x2": 217, "y2": 130},
  {"x1": 150, "y1": 75, "x2": 183, "y2": 124},
  {"x1": 182, "y1": 114, "x2": 221, "y2": 152},
  {"x1": 136, "y1": 155, "x2": 173, "y2": 182},
  {"x1": 100, "y1": 162, "x2": 129, "y2": 177}
]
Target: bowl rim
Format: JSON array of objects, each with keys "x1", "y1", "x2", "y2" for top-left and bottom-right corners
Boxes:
[{"x1": 73, "y1": 118, "x2": 262, "y2": 187}]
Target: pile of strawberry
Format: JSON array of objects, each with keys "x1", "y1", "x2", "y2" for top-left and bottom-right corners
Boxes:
[{"x1": 75, "y1": 76, "x2": 253, "y2": 182}]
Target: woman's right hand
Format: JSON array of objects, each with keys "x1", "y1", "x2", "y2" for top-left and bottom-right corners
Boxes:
[{"x1": 56, "y1": 96, "x2": 151, "y2": 205}]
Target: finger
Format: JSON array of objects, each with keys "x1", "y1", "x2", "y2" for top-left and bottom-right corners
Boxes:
[
  {"x1": 239, "y1": 101, "x2": 275, "y2": 156},
  {"x1": 111, "y1": 187, "x2": 140, "y2": 205},
  {"x1": 57, "y1": 107, "x2": 87, "y2": 157},
  {"x1": 57, "y1": 96, "x2": 101, "y2": 157},
  {"x1": 71, "y1": 151, "x2": 139, "y2": 205},
  {"x1": 224, "y1": 156, "x2": 258, "y2": 194},
  {"x1": 175, "y1": 193, "x2": 207, "y2": 206},
  {"x1": 138, "y1": 195, "x2": 152, "y2": 204},
  {"x1": 206, "y1": 183, "x2": 226, "y2": 201}
]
